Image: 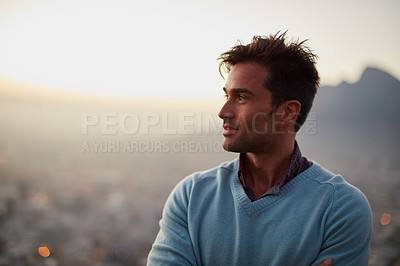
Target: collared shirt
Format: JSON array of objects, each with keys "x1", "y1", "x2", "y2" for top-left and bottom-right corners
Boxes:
[{"x1": 238, "y1": 141, "x2": 312, "y2": 201}]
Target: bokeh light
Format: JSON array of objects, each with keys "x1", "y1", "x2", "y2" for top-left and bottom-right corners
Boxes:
[
  {"x1": 380, "y1": 213, "x2": 391, "y2": 226},
  {"x1": 38, "y1": 246, "x2": 50, "y2": 258}
]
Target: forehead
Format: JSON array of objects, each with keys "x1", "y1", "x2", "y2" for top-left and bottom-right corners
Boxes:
[{"x1": 225, "y1": 62, "x2": 269, "y2": 90}]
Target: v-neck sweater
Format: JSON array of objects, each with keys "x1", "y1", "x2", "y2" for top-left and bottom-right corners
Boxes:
[{"x1": 147, "y1": 158, "x2": 372, "y2": 266}]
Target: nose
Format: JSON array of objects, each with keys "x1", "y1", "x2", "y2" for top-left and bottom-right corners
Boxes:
[{"x1": 218, "y1": 100, "x2": 235, "y2": 120}]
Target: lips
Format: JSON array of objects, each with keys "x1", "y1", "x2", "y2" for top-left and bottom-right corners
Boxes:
[{"x1": 222, "y1": 123, "x2": 238, "y2": 136}]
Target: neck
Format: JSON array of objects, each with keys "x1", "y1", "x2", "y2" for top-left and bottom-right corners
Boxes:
[{"x1": 244, "y1": 138, "x2": 295, "y2": 200}]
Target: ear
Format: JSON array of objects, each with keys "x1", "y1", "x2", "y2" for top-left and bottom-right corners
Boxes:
[{"x1": 281, "y1": 100, "x2": 301, "y2": 127}]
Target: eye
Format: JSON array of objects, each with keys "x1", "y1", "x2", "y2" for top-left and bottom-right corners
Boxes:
[
  {"x1": 224, "y1": 94, "x2": 229, "y2": 100},
  {"x1": 238, "y1": 94, "x2": 246, "y2": 101}
]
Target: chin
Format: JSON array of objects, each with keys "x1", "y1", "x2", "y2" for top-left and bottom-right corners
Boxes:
[{"x1": 222, "y1": 140, "x2": 242, "y2": 153}]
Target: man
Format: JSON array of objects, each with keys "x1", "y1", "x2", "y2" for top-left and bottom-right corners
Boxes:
[{"x1": 147, "y1": 33, "x2": 372, "y2": 265}]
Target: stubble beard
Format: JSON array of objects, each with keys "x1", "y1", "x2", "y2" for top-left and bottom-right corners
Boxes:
[
  {"x1": 222, "y1": 110, "x2": 277, "y2": 153},
  {"x1": 222, "y1": 132, "x2": 274, "y2": 153},
  {"x1": 222, "y1": 124, "x2": 275, "y2": 154}
]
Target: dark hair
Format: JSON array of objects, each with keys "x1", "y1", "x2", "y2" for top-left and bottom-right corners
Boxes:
[{"x1": 218, "y1": 32, "x2": 320, "y2": 132}]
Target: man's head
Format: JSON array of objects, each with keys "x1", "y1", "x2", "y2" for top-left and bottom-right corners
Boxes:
[{"x1": 219, "y1": 32, "x2": 320, "y2": 132}]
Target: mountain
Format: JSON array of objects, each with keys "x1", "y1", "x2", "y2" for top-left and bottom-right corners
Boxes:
[
  {"x1": 313, "y1": 67, "x2": 400, "y2": 127},
  {"x1": 299, "y1": 67, "x2": 400, "y2": 166}
]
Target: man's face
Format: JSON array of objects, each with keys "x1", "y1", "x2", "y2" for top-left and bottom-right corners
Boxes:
[{"x1": 218, "y1": 62, "x2": 276, "y2": 153}]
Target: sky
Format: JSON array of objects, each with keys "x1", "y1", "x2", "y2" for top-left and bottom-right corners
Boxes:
[{"x1": 0, "y1": 0, "x2": 399, "y2": 98}]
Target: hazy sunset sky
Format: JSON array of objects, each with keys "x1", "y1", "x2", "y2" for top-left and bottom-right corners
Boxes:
[{"x1": 0, "y1": 0, "x2": 399, "y2": 98}]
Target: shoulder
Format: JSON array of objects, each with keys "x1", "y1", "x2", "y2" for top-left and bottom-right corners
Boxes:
[
  {"x1": 306, "y1": 163, "x2": 372, "y2": 265},
  {"x1": 306, "y1": 162, "x2": 372, "y2": 229},
  {"x1": 307, "y1": 162, "x2": 370, "y2": 206}
]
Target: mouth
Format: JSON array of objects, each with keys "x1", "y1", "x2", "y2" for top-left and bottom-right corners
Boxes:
[{"x1": 222, "y1": 123, "x2": 238, "y2": 136}]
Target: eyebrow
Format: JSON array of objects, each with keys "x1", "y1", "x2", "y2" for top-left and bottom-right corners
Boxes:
[{"x1": 223, "y1": 87, "x2": 255, "y2": 96}]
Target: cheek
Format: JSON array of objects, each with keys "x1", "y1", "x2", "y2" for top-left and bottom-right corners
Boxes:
[
  {"x1": 239, "y1": 112, "x2": 269, "y2": 131},
  {"x1": 237, "y1": 104, "x2": 273, "y2": 129},
  {"x1": 254, "y1": 112, "x2": 274, "y2": 132}
]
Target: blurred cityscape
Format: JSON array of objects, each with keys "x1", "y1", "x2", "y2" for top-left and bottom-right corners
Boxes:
[{"x1": 0, "y1": 67, "x2": 399, "y2": 265}]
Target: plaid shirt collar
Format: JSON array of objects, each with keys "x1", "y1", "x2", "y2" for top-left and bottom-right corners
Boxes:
[{"x1": 238, "y1": 140, "x2": 312, "y2": 201}]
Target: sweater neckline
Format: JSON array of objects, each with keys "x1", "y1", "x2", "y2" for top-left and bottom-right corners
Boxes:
[{"x1": 230, "y1": 158, "x2": 324, "y2": 216}]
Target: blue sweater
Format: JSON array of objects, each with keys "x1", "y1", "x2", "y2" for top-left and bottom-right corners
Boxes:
[{"x1": 147, "y1": 159, "x2": 372, "y2": 265}]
